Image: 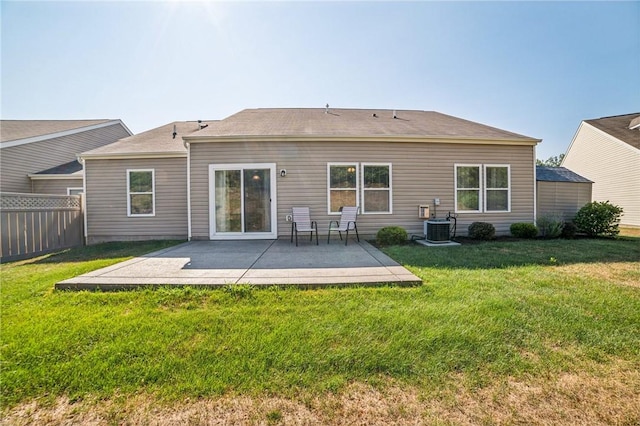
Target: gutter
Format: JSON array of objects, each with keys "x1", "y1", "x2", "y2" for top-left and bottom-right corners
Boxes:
[
  {"x1": 79, "y1": 151, "x2": 187, "y2": 160},
  {"x1": 183, "y1": 134, "x2": 541, "y2": 146},
  {"x1": 27, "y1": 173, "x2": 83, "y2": 180}
]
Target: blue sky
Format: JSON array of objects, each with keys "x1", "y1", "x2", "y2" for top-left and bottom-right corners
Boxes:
[{"x1": 2, "y1": 1, "x2": 638, "y2": 159}]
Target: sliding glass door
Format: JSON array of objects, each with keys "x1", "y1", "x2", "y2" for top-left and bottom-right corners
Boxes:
[{"x1": 209, "y1": 164, "x2": 277, "y2": 239}]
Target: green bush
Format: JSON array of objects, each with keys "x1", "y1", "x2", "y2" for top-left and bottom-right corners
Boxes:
[
  {"x1": 561, "y1": 221, "x2": 577, "y2": 239},
  {"x1": 376, "y1": 226, "x2": 408, "y2": 246},
  {"x1": 574, "y1": 201, "x2": 623, "y2": 237},
  {"x1": 537, "y1": 213, "x2": 565, "y2": 239},
  {"x1": 510, "y1": 222, "x2": 538, "y2": 239},
  {"x1": 468, "y1": 222, "x2": 495, "y2": 240}
]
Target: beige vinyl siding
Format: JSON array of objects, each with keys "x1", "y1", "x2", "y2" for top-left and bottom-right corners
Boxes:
[
  {"x1": 563, "y1": 123, "x2": 640, "y2": 227},
  {"x1": 0, "y1": 124, "x2": 130, "y2": 193},
  {"x1": 190, "y1": 141, "x2": 535, "y2": 238},
  {"x1": 536, "y1": 181, "x2": 592, "y2": 220},
  {"x1": 32, "y1": 178, "x2": 84, "y2": 195},
  {"x1": 85, "y1": 157, "x2": 187, "y2": 243}
]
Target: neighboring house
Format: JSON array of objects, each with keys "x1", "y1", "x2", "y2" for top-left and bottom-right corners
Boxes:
[
  {"x1": 0, "y1": 119, "x2": 132, "y2": 194},
  {"x1": 562, "y1": 113, "x2": 640, "y2": 227},
  {"x1": 81, "y1": 108, "x2": 541, "y2": 244},
  {"x1": 536, "y1": 166, "x2": 592, "y2": 219}
]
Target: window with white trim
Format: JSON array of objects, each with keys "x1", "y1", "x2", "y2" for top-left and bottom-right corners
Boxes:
[
  {"x1": 67, "y1": 187, "x2": 83, "y2": 196},
  {"x1": 362, "y1": 163, "x2": 392, "y2": 214},
  {"x1": 127, "y1": 169, "x2": 155, "y2": 216},
  {"x1": 455, "y1": 164, "x2": 510, "y2": 213},
  {"x1": 327, "y1": 163, "x2": 392, "y2": 214},
  {"x1": 328, "y1": 163, "x2": 358, "y2": 214},
  {"x1": 484, "y1": 165, "x2": 510, "y2": 212},
  {"x1": 455, "y1": 165, "x2": 481, "y2": 212}
]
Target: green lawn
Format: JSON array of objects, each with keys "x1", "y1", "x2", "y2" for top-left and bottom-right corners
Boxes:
[{"x1": 1, "y1": 238, "x2": 639, "y2": 413}]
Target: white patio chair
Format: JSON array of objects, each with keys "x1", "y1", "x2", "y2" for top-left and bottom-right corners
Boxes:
[
  {"x1": 290, "y1": 207, "x2": 319, "y2": 246},
  {"x1": 327, "y1": 206, "x2": 360, "y2": 245}
]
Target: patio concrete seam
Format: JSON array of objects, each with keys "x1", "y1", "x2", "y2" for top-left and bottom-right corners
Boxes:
[
  {"x1": 360, "y1": 241, "x2": 422, "y2": 285},
  {"x1": 235, "y1": 239, "x2": 278, "y2": 284}
]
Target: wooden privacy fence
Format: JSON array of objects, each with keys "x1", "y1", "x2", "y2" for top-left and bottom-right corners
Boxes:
[{"x1": 1, "y1": 192, "x2": 84, "y2": 262}]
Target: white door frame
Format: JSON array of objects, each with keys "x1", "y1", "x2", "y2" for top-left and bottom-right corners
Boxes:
[{"x1": 208, "y1": 163, "x2": 277, "y2": 240}]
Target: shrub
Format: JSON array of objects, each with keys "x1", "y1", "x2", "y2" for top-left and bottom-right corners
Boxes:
[
  {"x1": 510, "y1": 222, "x2": 538, "y2": 239},
  {"x1": 376, "y1": 226, "x2": 408, "y2": 246},
  {"x1": 561, "y1": 221, "x2": 577, "y2": 239},
  {"x1": 537, "y1": 213, "x2": 565, "y2": 239},
  {"x1": 468, "y1": 222, "x2": 495, "y2": 240},
  {"x1": 574, "y1": 201, "x2": 623, "y2": 237}
]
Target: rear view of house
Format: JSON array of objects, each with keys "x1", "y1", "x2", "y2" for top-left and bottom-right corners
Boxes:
[
  {"x1": 81, "y1": 108, "x2": 540, "y2": 243},
  {"x1": 0, "y1": 119, "x2": 131, "y2": 194},
  {"x1": 562, "y1": 113, "x2": 640, "y2": 227}
]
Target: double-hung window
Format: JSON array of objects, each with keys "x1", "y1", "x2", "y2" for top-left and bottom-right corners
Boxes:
[
  {"x1": 455, "y1": 165, "x2": 482, "y2": 212},
  {"x1": 455, "y1": 164, "x2": 510, "y2": 213},
  {"x1": 328, "y1": 163, "x2": 358, "y2": 214},
  {"x1": 362, "y1": 164, "x2": 392, "y2": 214},
  {"x1": 127, "y1": 169, "x2": 155, "y2": 216},
  {"x1": 327, "y1": 163, "x2": 392, "y2": 214},
  {"x1": 484, "y1": 165, "x2": 510, "y2": 212}
]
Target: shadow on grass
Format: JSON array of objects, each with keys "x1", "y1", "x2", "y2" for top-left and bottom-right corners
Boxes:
[
  {"x1": 382, "y1": 237, "x2": 640, "y2": 270},
  {"x1": 27, "y1": 240, "x2": 186, "y2": 264}
]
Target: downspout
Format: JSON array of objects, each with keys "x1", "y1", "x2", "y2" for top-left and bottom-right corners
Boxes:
[
  {"x1": 78, "y1": 155, "x2": 88, "y2": 245},
  {"x1": 184, "y1": 139, "x2": 192, "y2": 241},
  {"x1": 532, "y1": 144, "x2": 537, "y2": 224}
]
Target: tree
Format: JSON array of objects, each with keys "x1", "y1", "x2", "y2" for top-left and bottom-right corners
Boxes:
[{"x1": 536, "y1": 153, "x2": 565, "y2": 167}]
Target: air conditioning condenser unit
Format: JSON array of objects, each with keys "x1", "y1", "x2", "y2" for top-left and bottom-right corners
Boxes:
[{"x1": 424, "y1": 220, "x2": 451, "y2": 243}]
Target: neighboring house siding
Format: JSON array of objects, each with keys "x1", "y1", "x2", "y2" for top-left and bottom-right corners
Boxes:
[
  {"x1": 0, "y1": 124, "x2": 130, "y2": 193},
  {"x1": 563, "y1": 123, "x2": 640, "y2": 227},
  {"x1": 32, "y1": 178, "x2": 84, "y2": 195},
  {"x1": 536, "y1": 181, "x2": 592, "y2": 219},
  {"x1": 85, "y1": 158, "x2": 187, "y2": 243},
  {"x1": 189, "y1": 141, "x2": 535, "y2": 238}
]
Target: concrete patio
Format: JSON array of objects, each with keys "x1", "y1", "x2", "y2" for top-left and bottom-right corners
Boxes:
[{"x1": 55, "y1": 239, "x2": 422, "y2": 290}]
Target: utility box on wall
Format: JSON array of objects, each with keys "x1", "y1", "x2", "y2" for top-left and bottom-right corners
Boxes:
[{"x1": 418, "y1": 205, "x2": 430, "y2": 219}]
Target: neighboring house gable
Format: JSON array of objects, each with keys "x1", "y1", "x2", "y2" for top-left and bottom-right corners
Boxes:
[
  {"x1": 562, "y1": 113, "x2": 640, "y2": 227},
  {"x1": 536, "y1": 166, "x2": 592, "y2": 219},
  {"x1": 0, "y1": 119, "x2": 132, "y2": 193}
]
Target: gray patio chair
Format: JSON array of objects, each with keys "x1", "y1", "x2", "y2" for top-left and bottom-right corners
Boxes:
[
  {"x1": 290, "y1": 207, "x2": 319, "y2": 246},
  {"x1": 327, "y1": 206, "x2": 360, "y2": 245}
]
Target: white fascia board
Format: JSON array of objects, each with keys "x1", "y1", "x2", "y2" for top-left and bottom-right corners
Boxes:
[
  {"x1": 1, "y1": 119, "x2": 132, "y2": 149},
  {"x1": 183, "y1": 135, "x2": 541, "y2": 146},
  {"x1": 80, "y1": 152, "x2": 187, "y2": 160},
  {"x1": 28, "y1": 173, "x2": 84, "y2": 180}
]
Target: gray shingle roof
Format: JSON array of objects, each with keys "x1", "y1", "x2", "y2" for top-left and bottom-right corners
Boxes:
[
  {"x1": 585, "y1": 113, "x2": 640, "y2": 150},
  {"x1": 81, "y1": 121, "x2": 208, "y2": 157},
  {"x1": 536, "y1": 166, "x2": 592, "y2": 183},
  {"x1": 0, "y1": 119, "x2": 113, "y2": 143},
  {"x1": 34, "y1": 160, "x2": 83, "y2": 175},
  {"x1": 188, "y1": 108, "x2": 539, "y2": 142}
]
